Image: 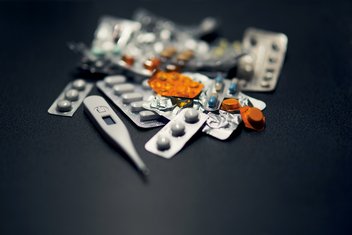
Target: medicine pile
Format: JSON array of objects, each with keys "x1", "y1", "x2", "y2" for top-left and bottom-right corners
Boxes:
[{"x1": 49, "y1": 9, "x2": 288, "y2": 174}]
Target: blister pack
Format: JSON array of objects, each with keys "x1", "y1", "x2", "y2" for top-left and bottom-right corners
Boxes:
[
  {"x1": 227, "y1": 91, "x2": 266, "y2": 111},
  {"x1": 96, "y1": 75, "x2": 166, "y2": 128},
  {"x1": 145, "y1": 108, "x2": 208, "y2": 159},
  {"x1": 237, "y1": 28, "x2": 288, "y2": 92},
  {"x1": 202, "y1": 111, "x2": 242, "y2": 140},
  {"x1": 200, "y1": 73, "x2": 229, "y2": 111},
  {"x1": 48, "y1": 79, "x2": 93, "y2": 117},
  {"x1": 199, "y1": 76, "x2": 266, "y2": 112}
]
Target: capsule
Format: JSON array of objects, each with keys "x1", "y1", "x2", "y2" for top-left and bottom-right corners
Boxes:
[
  {"x1": 215, "y1": 73, "x2": 224, "y2": 83},
  {"x1": 208, "y1": 95, "x2": 218, "y2": 108},
  {"x1": 228, "y1": 82, "x2": 238, "y2": 94},
  {"x1": 121, "y1": 54, "x2": 135, "y2": 66}
]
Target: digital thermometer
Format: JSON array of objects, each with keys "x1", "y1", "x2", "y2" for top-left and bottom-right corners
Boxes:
[{"x1": 83, "y1": 95, "x2": 150, "y2": 176}]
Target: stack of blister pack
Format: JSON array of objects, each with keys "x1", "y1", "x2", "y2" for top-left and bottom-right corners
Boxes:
[{"x1": 49, "y1": 9, "x2": 288, "y2": 161}]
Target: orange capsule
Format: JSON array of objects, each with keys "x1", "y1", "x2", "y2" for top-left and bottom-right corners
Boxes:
[
  {"x1": 240, "y1": 106, "x2": 266, "y2": 131},
  {"x1": 143, "y1": 57, "x2": 161, "y2": 71},
  {"x1": 121, "y1": 54, "x2": 134, "y2": 66},
  {"x1": 221, "y1": 98, "x2": 241, "y2": 112}
]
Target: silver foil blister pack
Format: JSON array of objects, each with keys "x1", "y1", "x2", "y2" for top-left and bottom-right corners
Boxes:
[
  {"x1": 48, "y1": 79, "x2": 93, "y2": 117},
  {"x1": 202, "y1": 111, "x2": 242, "y2": 140},
  {"x1": 145, "y1": 108, "x2": 208, "y2": 159},
  {"x1": 237, "y1": 28, "x2": 288, "y2": 92},
  {"x1": 96, "y1": 75, "x2": 166, "y2": 128}
]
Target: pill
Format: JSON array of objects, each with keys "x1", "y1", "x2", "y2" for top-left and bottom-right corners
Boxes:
[
  {"x1": 165, "y1": 64, "x2": 180, "y2": 72},
  {"x1": 184, "y1": 109, "x2": 199, "y2": 123},
  {"x1": 143, "y1": 57, "x2": 161, "y2": 71},
  {"x1": 91, "y1": 47, "x2": 105, "y2": 57},
  {"x1": 72, "y1": 79, "x2": 86, "y2": 91},
  {"x1": 171, "y1": 122, "x2": 185, "y2": 137},
  {"x1": 113, "y1": 84, "x2": 135, "y2": 96},
  {"x1": 264, "y1": 71, "x2": 274, "y2": 81},
  {"x1": 215, "y1": 74, "x2": 224, "y2": 83},
  {"x1": 260, "y1": 81, "x2": 270, "y2": 88},
  {"x1": 142, "y1": 79, "x2": 151, "y2": 90},
  {"x1": 121, "y1": 92, "x2": 143, "y2": 104},
  {"x1": 121, "y1": 54, "x2": 135, "y2": 66},
  {"x1": 65, "y1": 89, "x2": 79, "y2": 101},
  {"x1": 208, "y1": 96, "x2": 218, "y2": 108},
  {"x1": 104, "y1": 75, "x2": 126, "y2": 87},
  {"x1": 228, "y1": 82, "x2": 238, "y2": 94},
  {"x1": 215, "y1": 82, "x2": 223, "y2": 92},
  {"x1": 156, "y1": 135, "x2": 170, "y2": 151},
  {"x1": 221, "y1": 98, "x2": 240, "y2": 112},
  {"x1": 240, "y1": 106, "x2": 265, "y2": 131},
  {"x1": 57, "y1": 99, "x2": 72, "y2": 112},
  {"x1": 140, "y1": 110, "x2": 159, "y2": 122},
  {"x1": 95, "y1": 60, "x2": 104, "y2": 68},
  {"x1": 130, "y1": 101, "x2": 145, "y2": 112}
]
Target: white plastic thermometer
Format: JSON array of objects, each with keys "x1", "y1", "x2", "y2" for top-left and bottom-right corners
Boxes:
[{"x1": 83, "y1": 95, "x2": 150, "y2": 176}]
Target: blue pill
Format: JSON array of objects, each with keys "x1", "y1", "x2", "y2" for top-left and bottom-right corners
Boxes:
[
  {"x1": 229, "y1": 83, "x2": 237, "y2": 94},
  {"x1": 215, "y1": 74, "x2": 224, "y2": 83},
  {"x1": 208, "y1": 96, "x2": 217, "y2": 108}
]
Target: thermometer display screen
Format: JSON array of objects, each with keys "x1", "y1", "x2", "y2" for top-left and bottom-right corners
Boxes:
[{"x1": 102, "y1": 116, "x2": 116, "y2": 125}]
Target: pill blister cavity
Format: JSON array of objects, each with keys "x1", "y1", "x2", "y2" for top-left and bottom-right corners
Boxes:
[
  {"x1": 104, "y1": 75, "x2": 126, "y2": 87},
  {"x1": 57, "y1": 99, "x2": 72, "y2": 112},
  {"x1": 272, "y1": 42, "x2": 279, "y2": 51},
  {"x1": 156, "y1": 135, "x2": 171, "y2": 151},
  {"x1": 72, "y1": 79, "x2": 86, "y2": 91},
  {"x1": 113, "y1": 84, "x2": 135, "y2": 96},
  {"x1": 184, "y1": 109, "x2": 199, "y2": 123},
  {"x1": 250, "y1": 36, "x2": 257, "y2": 46},
  {"x1": 264, "y1": 71, "x2": 274, "y2": 81},
  {"x1": 171, "y1": 122, "x2": 185, "y2": 137},
  {"x1": 122, "y1": 92, "x2": 143, "y2": 104},
  {"x1": 65, "y1": 89, "x2": 79, "y2": 101},
  {"x1": 140, "y1": 110, "x2": 158, "y2": 121},
  {"x1": 130, "y1": 101, "x2": 145, "y2": 112},
  {"x1": 260, "y1": 81, "x2": 270, "y2": 88}
]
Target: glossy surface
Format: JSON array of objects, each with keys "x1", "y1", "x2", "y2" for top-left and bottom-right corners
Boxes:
[{"x1": 1, "y1": 1, "x2": 351, "y2": 235}]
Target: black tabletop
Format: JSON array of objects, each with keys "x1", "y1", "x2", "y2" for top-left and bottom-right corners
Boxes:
[{"x1": 1, "y1": 1, "x2": 351, "y2": 235}]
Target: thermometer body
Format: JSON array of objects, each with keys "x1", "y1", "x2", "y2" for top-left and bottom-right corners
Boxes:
[{"x1": 83, "y1": 95, "x2": 149, "y2": 176}]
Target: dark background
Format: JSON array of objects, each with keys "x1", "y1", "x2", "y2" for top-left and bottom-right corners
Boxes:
[{"x1": 0, "y1": 0, "x2": 351, "y2": 234}]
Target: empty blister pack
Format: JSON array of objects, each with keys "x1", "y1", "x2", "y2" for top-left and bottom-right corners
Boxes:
[
  {"x1": 237, "y1": 28, "x2": 288, "y2": 92},
  {"x1": 96, "y1": 75, "x2": 166, "y2": 128},
  {"x1": 142, "y1": 95, "x2": 180, "y2": 120},
  {"x1": 202, "y1": 111, "x2": 242, "y2": 140},
  {"x1": 145, "y1": 108, "x2": 208, "y2": 159},
  {"x1": 48, "y1": 79, "x2": 93, "y2": 117}
]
